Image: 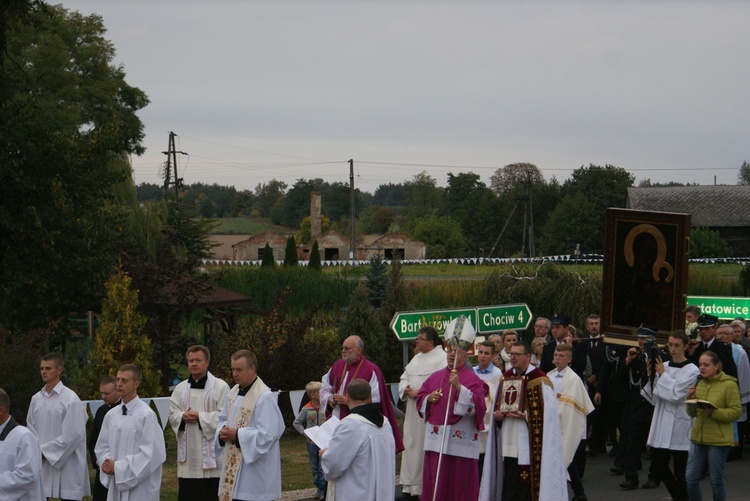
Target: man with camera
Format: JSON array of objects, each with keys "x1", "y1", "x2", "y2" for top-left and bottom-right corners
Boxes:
[{"x1": 612, "y1": 325, "x2": 667, "y2": 490}]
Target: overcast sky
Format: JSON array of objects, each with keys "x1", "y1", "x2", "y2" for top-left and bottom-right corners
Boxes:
[{"x1": 60, "y1": 0, "x2": 749, "y2": 193}]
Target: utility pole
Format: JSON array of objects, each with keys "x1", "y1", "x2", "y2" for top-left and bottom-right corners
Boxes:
[
  {"x1": 349, "y1": 159, "x2": 356, "y2": 261},
  {"x1": 162, "y1": 131, "x2": 187, "y2": 201}
]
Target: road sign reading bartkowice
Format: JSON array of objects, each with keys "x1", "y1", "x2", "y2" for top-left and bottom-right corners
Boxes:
[
  {"x1": 687, "y1": 296, "x2": 750, "y2": 320},
  {"x1": 476, "y1": 304, "x2": 533, "y2": 333},
  {"x1": 389, "y1": 303, "x2": 533, "y2": 340},
  {"x1": 389, "y1": 308, "x2": 477, "y2": 341}
]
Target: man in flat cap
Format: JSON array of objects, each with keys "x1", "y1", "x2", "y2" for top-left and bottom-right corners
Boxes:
[{"x1": 687, "y1": 314, "x2": 737, "y2": 378}]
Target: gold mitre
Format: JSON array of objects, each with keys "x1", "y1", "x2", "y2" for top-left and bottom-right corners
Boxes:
[{"x1": 443, "y1": 315, "x2": 476, "y2": 352}]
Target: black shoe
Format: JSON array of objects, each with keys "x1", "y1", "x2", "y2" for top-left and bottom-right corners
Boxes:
[
  {"x1": 610, "y1": 466, "x2": 624, "y2": 475},
  {"x1": 572, "y1": 496, "x2": 588, "y2": 501},
  {"x1": 642, "y1": 479, "x2": 661, "y2": 489},
  {"x1": 619, "y1": 480, "x2": 639, "y2": 490},
  {"x1": 395, "y1": 494, "x2": 419, "y2": 501}
]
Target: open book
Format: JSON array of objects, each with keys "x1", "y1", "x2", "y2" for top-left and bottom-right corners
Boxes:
[
  {"x1": 685, "y1": 399, "x2": 718, "y2": 410},
  {"x1": 304, "y1": 415, "x2": 340, "y2": 449}
]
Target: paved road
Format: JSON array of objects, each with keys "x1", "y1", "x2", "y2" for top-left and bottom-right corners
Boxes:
[{"x1": 289, "y1": 446, "x2": 748, "y2": 500}]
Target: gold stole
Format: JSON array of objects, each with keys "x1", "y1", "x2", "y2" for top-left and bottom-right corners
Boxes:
[
  {"x1": 526, "y1": 376, "x2": 552, "y2": 501},
  {"x1": 219, "y1": 377, "x2": 270, "y2": 501}
]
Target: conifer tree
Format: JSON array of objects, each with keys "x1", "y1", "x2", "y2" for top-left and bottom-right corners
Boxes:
[
  {"x1": 309, "y1": 240, "x2": 322, "y2": 271},
  {"x1": 261, "y1": 242, "x2": 276, "y2": 268},
  {"x1": 283, "y1": 236, "x2": 298, "y2": 267},
  {"x1": 86, "y1": 267, "x2": 160, "y2": 397}
]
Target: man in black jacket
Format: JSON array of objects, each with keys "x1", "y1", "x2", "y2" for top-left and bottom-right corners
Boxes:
[
  {"x1": 541, "y1": 314, "x2": 589, "y2": 378},
  {"x1": 687, "y1": 313, "x2": 737, "y2": 378},
  {"x1": 88, "y1": 376, "x2": 121, "y2": 501}
]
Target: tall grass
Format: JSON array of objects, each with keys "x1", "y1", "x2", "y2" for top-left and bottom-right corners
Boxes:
[{"x1": 209, "y1": 266, "x2": 356, "y2": 314}]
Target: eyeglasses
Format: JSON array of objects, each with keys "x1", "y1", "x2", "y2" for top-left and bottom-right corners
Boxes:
[
  {"x1": 416, "y1": 337, "x2": 427, "y2": 342},
  {"x1": 508, "y1": 352, "x2": 529, "y2": 358}
]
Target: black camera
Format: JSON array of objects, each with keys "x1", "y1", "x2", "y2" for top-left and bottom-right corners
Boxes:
[{"x1": 643, "y1": 339, "x2": 659, "y2": 360}]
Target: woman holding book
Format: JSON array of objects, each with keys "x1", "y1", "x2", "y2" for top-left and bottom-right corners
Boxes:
[{"x1": 685, "y1": 351, "x2": 742, "y2": 501}]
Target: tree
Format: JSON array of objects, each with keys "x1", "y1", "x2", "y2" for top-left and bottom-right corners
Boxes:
[
  {"x1": 410, "y1": 215, "x2": 466, "y2": 258},
  {"x1": 541, "y1": 164, "x2": 635, "y2": 254},
  {"x1": 309, "y1": 240, "x2": 322, "y2": 271},
  {"x1": 367, "y1": 254, "x2": 389, "y2": 309},
  {"x1": 254, "y1": 179, "x2": 287, "y2": 218},
  {"x1": 1, "y1": 3, "x2": 149, "y2": 333},
  {"x1": 298, "y1": 215, "x2": 331, "y2": 244},
  {"x1": 490, "y1": 163, "x2": 545, "y2": 195},
  {"x1": 403, "y1": 171, "x2": 444, "y2": 219},
  {"x1": 85, "y1": 267, "x2": 160, "y2": 397},
  {"x1": 283, "y1": 236, "x2": 298, "y2": 267},
  {"x1": 373, "y1": 182, "x2": 406, "y2": 206},
  {"x1": 338, "y1": 284, "x2": 387, "y2": 367},
  {"x1": 541, "y1": 193, "x2": 601, "y2": 255},
  {"x1": 690, "y1": 227, "x2": 732, "y2": 258},
  {"x1": 361, "y1": 206, "x2": 398, "y2": 234},
  {"x1": 261, "y1": 242, "x2": 276, "y2": 267},
  {"x1": 739, "y1": 161, "x2": 750, "y2": 186},
  {"x1": 561, "y1": 164, "x2": 634, "y2": 211}
]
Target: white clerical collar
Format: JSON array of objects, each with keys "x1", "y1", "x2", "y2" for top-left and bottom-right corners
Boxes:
[
  {"x1": 515, "y1": 365, "x2": 533, "y2": 376},
  {"x1": 554, "y1": 367, "x2": 567, "y2": 378}
]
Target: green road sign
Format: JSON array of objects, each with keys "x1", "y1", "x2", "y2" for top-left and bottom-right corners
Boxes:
[
  {"x1": 476, "y1": 303, "x2": 533, "y2": 333},
  {"x1": 687, "y1": 296, "x2": 750, "y2": 320},
  {"x1": 389, "y1": 303, "x2": 534, "y2": 340},
  {"x1": 389, "y1": 308, "x2": 477, "y2": 341}
]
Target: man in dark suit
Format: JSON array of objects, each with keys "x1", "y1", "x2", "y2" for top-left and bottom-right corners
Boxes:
[
  {"x1": 687, "y1": 313, "x2": 737, "y2": 378},
  {"x1": 540, "y1": 314, "x2": 589, "y2": 378},
  {"x1": 583, "y1": 314, "x2": 608, "y2": 456},
  {"x1": 88, "y1": 376, "x2": 121, "y2": 501}
]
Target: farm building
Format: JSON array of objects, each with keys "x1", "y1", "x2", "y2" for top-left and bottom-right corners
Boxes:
[{"x1": 626, "y1": 185, "x2": 750, "y2": 255}]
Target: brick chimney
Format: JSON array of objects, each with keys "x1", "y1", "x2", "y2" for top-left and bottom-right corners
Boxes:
[{"x1": 310, "y1": 191, "x2": 322, "y2": 240}]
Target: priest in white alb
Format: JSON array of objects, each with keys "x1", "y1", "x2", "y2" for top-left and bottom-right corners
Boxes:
[
  {"x1": 0, "y1": 387, "x2": 45, "y2": 501},
  {"x1": 26, "y1": 353, "x2": 90, "y2": 501},
  {"x1": 215, "y1": 349, "x2": 284, "y2": 501},
  {"x1": 95, "y1": 364, "x2": 167, "y2": 501},
  {"x1": 320, "y1": 378, "x2": 396, "y2": 499},
  {"x1": 169, "y1": 345, "x2": 230, "y2": 501},
  {"x1": 397, "y1": 325, "x2": 446, "y2": 501}
]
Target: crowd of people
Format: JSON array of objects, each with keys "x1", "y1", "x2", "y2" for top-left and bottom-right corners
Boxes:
[{"x1": 0, "y1": 307, "x2": 748, "y2": 501}]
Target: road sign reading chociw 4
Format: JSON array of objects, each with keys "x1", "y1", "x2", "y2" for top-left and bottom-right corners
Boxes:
[
  {"x1": 390, "y1": 303, "x2": 533, "y2": 341},
  {"x1": 476, "y1": 303, "x2": 533, "y2": 334}
]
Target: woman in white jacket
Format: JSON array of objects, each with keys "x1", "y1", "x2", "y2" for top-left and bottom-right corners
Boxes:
[{"x1": 641, "y1": 330, "x2": 699, "y2": 501}]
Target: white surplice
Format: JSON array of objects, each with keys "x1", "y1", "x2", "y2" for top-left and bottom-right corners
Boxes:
[
  {"x1": 641, "y1": 360, "x2": 700, "y2": 451},
  {"x1": 94, "y1": 397, "x2": 166, "y2": 501},
  {"x1": 26, "y1": 381, "x2": 90, "y2": 500},
  {"x1": 321, "y1": 412, "x2": 396, "y2": 501},
  {"x1": 397, "y1": 346, "x2": 446, "y2": 495},
  {"x1": 548, "y1": 367, "x2": 594, "y2": 467},
  {"x1": 168, "y1": 373, "x2": 230, "y2": 478},
  {"x1": 214, "y1": 389, "x2": 284, "y2": 501},
  {"x1": 473, "y1": 365, "x2": 502, "y2": 455},
  {"x1": 0, "y1": 418, "x2": 45, "y2": 501}
]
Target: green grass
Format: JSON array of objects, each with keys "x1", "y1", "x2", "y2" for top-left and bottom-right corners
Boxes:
[{"x1": 211, "y1": 217, "x2": 295, "y2": 235}]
